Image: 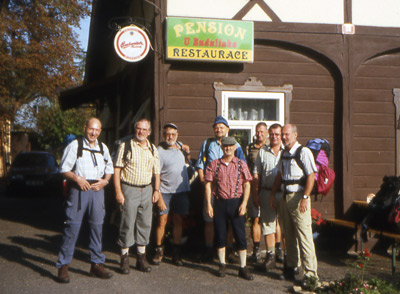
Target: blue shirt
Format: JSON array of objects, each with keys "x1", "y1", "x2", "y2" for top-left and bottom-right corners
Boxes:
[{"x1": 195, "y1": 138, "x2": 246, "y2": 171}]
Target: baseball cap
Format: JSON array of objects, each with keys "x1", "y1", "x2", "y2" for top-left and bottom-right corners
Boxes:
[
  {"x1": 163, "y1": 123, "x2": 178, "y2": 130},
  {"x1": 213, "y1": 116, "x2": 229, "y2": 128}
]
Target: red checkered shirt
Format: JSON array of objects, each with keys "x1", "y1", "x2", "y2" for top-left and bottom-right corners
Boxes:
[{"x1": 205, "y1": 157, "x2": 252, "y2": 199}]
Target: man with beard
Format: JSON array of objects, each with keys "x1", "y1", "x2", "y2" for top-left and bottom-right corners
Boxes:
[
  {"x1": 270, "y1": 124, "x2": 318, "y2": 287},
  {"x1": 56, "y1": 118, "x2": 113, "y2": 283},
  {"x1": 114, "y1": 118, "x2": 161, "y2": 274},
  {"x1": 152, "y1": 123, "x2": 192, "y2": 266}
]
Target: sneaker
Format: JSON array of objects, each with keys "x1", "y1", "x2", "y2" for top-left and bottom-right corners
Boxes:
[
  {"x1": 263, "y1": 252, "x2": 276, "y2": 271},
  {"x1": 238, "y1": 266, "x2": 254, "y2": 281},
  {"x1": 216, "y1": 263, "x2": 226, "y2": 278},
  {"x1": 152, "y1": 247, "x2": 164, "y2": 265},
  {"x1": 120, "y1": 253, "x2": 130, "y2": 274}
]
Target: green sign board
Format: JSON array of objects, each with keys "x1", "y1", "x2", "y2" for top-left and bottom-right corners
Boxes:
[{"x1": 166, "y1": 17, "x2": 254, "y2": 63}]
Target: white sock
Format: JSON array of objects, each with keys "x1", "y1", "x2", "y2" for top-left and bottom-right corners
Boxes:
[
  {"x1": 121, "y1": 248, "x2": 129, "y2": 255},
  {"x1": 218, "y1": 248, "x2": 226, "y2": 264},
  {"x1": 239, "y1": 250, "x2": 247, "y2": 268},
  {"x1": 137, "y1": 245, "x2": 146, "y2": 254}
]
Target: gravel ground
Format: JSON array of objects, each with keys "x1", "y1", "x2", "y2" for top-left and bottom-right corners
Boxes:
[{"x1": 0, "y1": 190, "x2": 399, "y2": 294}]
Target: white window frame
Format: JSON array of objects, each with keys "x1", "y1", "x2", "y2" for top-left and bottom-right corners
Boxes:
[
  {"x1": 213, "y1": 78, "x2": 293, "y2": 146},
  {"x1": 221, "y1": 91, "x2": 285, "y2": 141}
]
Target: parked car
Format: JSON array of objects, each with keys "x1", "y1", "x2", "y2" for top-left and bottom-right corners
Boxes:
[{"x1": 7, "y1": 151, "x2": 63, "y2": 197}]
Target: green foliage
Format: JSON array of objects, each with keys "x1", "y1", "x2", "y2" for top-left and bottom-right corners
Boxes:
[
  {"x1": 36, "y1": 102, "x2": 95, "y2": 150},
  {"x1": 0, "y1": 0, "x2": 91, "y2": 123}
]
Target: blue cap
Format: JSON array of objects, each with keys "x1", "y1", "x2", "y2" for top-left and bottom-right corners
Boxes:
[{"x1": 213, "y1": 116, "x2": 229, "y2": 128}]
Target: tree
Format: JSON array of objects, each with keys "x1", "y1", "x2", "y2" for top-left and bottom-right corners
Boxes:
[
  {"x1": 0, "y1": 0, "x2": 92, "y2": 124},
  {"x1": 36, "y1": 102, "x2": 95, "y2": 152}
]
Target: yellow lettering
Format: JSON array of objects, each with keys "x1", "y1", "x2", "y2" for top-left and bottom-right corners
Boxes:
[
  {"x1": 208, "y1": 22, "x2": 217, "y2": 34},
  {"x1": 224, "y1": 24, "x2": 234, "y2": 36},
  {"x1": 174, "y1": 24, "x2": 184, "y2": 37},
  {"x1": 234, "y1": 27, "x2": 247, "y2": 40},
  {"x1": 196, "y1": 21, "x2": 207, "y2": 33},
  {"x1": 185, "y1": 22, "x2": 195, "y2": 35}
]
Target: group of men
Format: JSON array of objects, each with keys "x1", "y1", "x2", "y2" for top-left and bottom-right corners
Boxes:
[{"x1": 55, "y1": 116, "x2": 319, "y2": 288}]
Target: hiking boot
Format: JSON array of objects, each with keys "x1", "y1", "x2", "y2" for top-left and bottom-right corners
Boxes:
[
  {"x1": 120, "y1": 253, "x2": 130, "y2": 274},
  {"x1": 172, "y1": 245, "x2": 183, "y2": 266},
  {"x1": 90, "y1": 263, "x2": 113, "y2": 279},
  {"x1": 136, "y1": 253, "x2": 151, "y2": 273},
  {"x1": 216, "y1": 263, "x2": 226, "y2": 278},
  {"x1": 238, "y1": 266, "x2": 254, "y2": 281},
  {"x1": 263, "y1": 252, "x2": 276, "y2": 271},
  {"x1": 248, "y1": 247, "x2": 261, "y2": 263},
  {"x1": 275, "y1": 247, "x2": 284, "y2": 263},
  {"x1": 201, "y1": 247, "x2": 214, "y2": 263},
  {"x1": 152, "y1": 247, "x2": 164, "y2": 265},
  {"x1": 57, "y1": 264, "x2": 70, "y2": 283},
  {"x1": 279, "y1": 267, "x2": 295, "y2": 281}
]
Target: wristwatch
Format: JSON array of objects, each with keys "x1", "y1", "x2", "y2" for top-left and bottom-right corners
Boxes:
[{"x1": 302, "y1": 195, "x2": 309, "y2": 199}]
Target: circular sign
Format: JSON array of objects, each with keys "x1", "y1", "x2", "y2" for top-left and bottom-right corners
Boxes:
[{"x1": 114, "y1": 26, "x2": 150, "y2": 62}]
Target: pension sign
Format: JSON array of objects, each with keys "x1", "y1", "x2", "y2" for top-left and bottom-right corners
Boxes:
[{"x1": 166, "y1": 17, "x2": 253, "y2": 63}]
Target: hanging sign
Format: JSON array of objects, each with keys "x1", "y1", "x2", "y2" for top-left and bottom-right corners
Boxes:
[
  {"x1": 114, "y1": 25, "x2": 150, "y2": 62},
  {"x1": 166, "y1": 17, "x2": 253, "y2": 63}
]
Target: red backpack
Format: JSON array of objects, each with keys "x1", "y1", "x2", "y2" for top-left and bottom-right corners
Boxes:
[{"x1": 306, "y1": 139, "x2": 335, "y2": 196}]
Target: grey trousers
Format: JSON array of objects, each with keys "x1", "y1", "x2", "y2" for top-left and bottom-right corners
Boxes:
[{"x1": 118, "y1": 184, "x2": 153, "y2": 248}]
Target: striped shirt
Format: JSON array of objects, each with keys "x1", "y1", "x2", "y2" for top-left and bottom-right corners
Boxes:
[
  {"x1": 114, "y1": 138, "x2": 160, "y2": 186},
  {"x1": 204, "y1": 157, "x2": 252, "y2": 199},
  {"x1": 60, "y1": 138, "x2": 114, "y2": 179}
]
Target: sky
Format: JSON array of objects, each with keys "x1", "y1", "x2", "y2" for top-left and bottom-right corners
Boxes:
[{"x1": 77, "y1": 16, "x2": 91, "y2": 51}]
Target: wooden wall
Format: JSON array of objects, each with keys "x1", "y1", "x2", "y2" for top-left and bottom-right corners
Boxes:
[
  {"x1": 163, "y1": 42, "x2": 339, "y2": 218},
  {"x1": 351, "y1": 45, "x2": 400, "y2": 200}
]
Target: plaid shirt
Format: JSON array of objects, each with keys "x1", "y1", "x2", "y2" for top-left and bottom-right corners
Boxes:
[
  {"x1": 114, "y1": 138, "x2": 160, "y2": 186},
  {"x1": 60, "y1": 138, "x2": 114, "y2": 179},
  {"x1": 205, "y1": 157, "x2": 252, "y2": 199}
]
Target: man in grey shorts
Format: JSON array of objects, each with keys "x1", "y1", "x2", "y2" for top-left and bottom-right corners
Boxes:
[
  {"x1": 252, "y1": 123, "x2": 284, "y2": 271},
  {"x1": 153, "y1": 123, "x2": 192, "y2": 266}
]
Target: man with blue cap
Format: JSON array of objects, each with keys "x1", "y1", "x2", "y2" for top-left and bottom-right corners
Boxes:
[{"x1": 195, "y1": 115, "x2": 246, "y2": 262}]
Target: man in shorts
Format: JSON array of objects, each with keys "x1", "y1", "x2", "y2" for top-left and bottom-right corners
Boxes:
[{"x1": 153, "y1": 123, "x2": 192, "y2": 266}]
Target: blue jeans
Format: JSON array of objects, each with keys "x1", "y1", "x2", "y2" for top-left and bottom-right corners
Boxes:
[{"x1": 56, "y1": 187, "x2": 105, "y2": 267}]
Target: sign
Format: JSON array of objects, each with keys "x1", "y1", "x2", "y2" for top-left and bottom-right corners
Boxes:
[
  {"x1": 114, "y1": 25, "x2": 150, "y2": 62},
  {"x1": 166, "y1": 17, "x2": 253, "y2": 63}
]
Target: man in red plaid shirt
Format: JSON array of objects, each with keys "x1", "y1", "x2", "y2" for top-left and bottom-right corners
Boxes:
[{"x1": 204, "y1": 136, "x2": 253, "y2": 280}]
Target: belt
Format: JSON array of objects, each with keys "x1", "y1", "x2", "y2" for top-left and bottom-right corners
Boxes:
[
  {"x1": 87, "y1": 179, "x2": 98, "y2": 184},
  {"x1": 121, "y1": 181, "x2": 151, "y2": 188}
]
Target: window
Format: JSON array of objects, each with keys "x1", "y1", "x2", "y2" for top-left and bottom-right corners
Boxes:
[{"x1": 213, "y1": 78, "x2": 292, "y2": 150}]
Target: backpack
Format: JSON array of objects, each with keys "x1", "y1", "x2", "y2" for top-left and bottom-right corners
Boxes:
[
  {"x1": 305, "y1": 138, "x2": 335, "y2": 196},
  {"x1": 202, "y1": 138, "x2": 242, "y2": 168}
]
